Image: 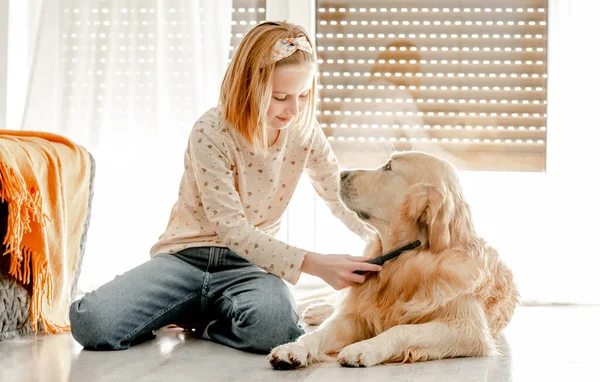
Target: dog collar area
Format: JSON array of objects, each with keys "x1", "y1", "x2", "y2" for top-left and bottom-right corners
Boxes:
[{"x1": 354, "y1": 240, "x2": 422, "y2": 275}]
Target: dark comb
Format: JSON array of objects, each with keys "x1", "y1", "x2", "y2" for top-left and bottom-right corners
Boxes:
[{"x1": 354, "y1": 240, "x2": 421, "y2": 275}]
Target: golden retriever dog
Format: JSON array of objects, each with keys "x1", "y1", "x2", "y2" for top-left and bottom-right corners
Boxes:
[{"x1": 268, "y1": 151, "x2": 519, "y2": 368}]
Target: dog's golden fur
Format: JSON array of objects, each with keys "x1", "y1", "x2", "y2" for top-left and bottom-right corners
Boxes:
[{"x1": 268, "y1": 151, "x2": 519, "y2": 368}]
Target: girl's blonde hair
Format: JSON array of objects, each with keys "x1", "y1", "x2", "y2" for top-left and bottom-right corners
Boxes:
[{"x1": 219, "y1": 21, "x2": 318, "y2": 151}]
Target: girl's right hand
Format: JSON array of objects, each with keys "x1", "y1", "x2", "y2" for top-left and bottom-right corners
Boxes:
[{"x1": 300, "y1": 252, "x2": 383, "y2": 290}]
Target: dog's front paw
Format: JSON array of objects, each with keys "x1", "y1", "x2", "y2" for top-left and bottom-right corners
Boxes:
[
  {"x1": 302, "y1": 303, "x2": 335, "y2": 326},
  {"x1": 268, "y1": 343, "x2": 311, "y2": 370},
  {"x1": 338, "y1": 342, "x2": 383, "y2": 368}
]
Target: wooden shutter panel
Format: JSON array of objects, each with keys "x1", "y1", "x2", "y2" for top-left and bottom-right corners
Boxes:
[
  {"x1": 316, "y1": 1, "x2": 548, "y2": 171},
  {"x1": 230, "y1": 1, "x2": 266, "y2": 61}
]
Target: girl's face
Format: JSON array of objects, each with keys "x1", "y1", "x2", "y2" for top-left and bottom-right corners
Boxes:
[{"x1": 267, "y1": 64, "x2": 315, "y2": 130}]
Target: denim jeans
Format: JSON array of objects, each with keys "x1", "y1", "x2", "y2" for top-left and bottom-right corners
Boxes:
[{"x1": 69, "y1": 247, "x2": 304, "y2": 353}]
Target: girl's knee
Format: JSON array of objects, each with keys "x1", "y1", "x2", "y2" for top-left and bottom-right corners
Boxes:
[{"x1": 69, "y1": 298, "x2": 132, "y2": 350}]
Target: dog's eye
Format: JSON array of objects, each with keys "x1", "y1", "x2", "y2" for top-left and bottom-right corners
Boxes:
[{"x1": 383, "y1": 162, "x2": 392, "y2": 171}]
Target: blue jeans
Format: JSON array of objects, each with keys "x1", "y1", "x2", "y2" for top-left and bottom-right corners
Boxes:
[{"x1": 69, "y1": 247, "x2": 304, "y2": 353}]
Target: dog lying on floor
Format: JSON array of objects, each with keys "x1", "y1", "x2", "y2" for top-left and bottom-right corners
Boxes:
[{"x1": 268, "y1": 151, "x2": 519, "y2": 368}]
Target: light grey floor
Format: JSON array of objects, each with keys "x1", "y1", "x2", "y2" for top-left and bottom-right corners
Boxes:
[{"x1": 1, "y1": 305, "x2": 599, "y2": 382}]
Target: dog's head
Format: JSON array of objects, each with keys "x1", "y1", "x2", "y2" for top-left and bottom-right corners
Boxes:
[{"x1": 339, "y1": 151, "x2": 476, "y2": 253}]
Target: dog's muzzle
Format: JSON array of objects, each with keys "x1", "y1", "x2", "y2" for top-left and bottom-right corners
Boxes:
[{"x1": 339, "y1": 171, "x2": 370, "y2": 220}]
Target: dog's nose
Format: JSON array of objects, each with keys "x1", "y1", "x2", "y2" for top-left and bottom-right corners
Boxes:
[{"x1": 340, "y1": 171, "x2": 350, "y2": 181}]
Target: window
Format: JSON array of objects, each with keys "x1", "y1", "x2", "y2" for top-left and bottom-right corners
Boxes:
[
  {"x1": 316, "y1": 1, "x2": 548, "y2": 171},
  {"x1": 230, "y1": 1, "x2": 266, "y2": 61}
]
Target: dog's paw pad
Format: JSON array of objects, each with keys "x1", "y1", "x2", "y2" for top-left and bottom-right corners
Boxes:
[
  {"x1": 267, "y1": 343, "x2": 310, "y2": 370},
  {"x1": 339, "y1": 355, "x2": 365, "y2": 368},
  {"x1": 338, "y1": 343, "x2": 381, "y2": 368},
  {"x1": 269, "y1": 354, "x2": 302, "y2": 370}
]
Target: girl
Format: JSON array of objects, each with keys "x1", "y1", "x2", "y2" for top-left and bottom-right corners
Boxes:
[{"x1": 69, "y1": 21, "x2": 382, "y2": 354}]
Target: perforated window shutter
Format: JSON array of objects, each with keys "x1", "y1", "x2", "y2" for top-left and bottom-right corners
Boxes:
[
  {"x1": 316, "y1": 1, "x2": 548, "y2": 171},
  {"x1": 230, "y1": 1, "x2": 266, "y2": 61}
]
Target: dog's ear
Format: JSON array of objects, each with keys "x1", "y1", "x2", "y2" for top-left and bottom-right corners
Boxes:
[{"x1": 401, "y1": 183, "x2": 456, "y2": 253}]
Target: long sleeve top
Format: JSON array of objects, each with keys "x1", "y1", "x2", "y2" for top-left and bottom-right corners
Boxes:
[{"x1": 150, "y1": 107, "x2": 373, "y2": 284}]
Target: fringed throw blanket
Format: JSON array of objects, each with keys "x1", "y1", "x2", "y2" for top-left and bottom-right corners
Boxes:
[{"x1": 0, "y1": 130, "x2": 92, "y2": 333}]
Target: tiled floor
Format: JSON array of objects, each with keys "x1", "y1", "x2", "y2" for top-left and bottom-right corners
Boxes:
[{"x1": 1, "y1": 305, "x2": 599, "y2": 382}]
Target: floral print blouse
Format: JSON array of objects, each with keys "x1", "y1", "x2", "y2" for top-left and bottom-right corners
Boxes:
[{"x1": 150, "y1": 107, "x2": 373, "y2": 284}]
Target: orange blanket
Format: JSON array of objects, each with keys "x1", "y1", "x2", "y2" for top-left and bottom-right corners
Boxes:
[{"x1": 0, "y1": 130, "x2": 92, "y2": 333}]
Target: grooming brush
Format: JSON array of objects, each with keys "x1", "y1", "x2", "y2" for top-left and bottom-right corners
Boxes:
[{"x1": 354, "y1": 240, "x2": 421, "y2": 275}]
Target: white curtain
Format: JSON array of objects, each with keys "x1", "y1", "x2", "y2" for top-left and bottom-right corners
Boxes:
[{"x1": 13, "y1": 0, "x2": 232, "y2": 294}]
